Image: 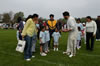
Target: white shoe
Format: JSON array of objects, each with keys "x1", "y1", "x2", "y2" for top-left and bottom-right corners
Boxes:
[
  {"x1": 63, "y1": 52, "x2": 67, "y2": 54},
  {"x1": 69, "y1": 54, "x2": 73, "y2": 58},
  {"x1": 77, "y1": 48, "x2": 80, "y2": 50},
  {"x1": 96, "y1": 39, "x2": 99, "y2": 41},
  {"x1": 54, "y1": 48, "x2": 56, "y2": 51},
  {"x1": 26, "y1": 59, "x2": 31, "y2": 61},
  {"x1": 32, "y1": 56, "x2": 35, "y2": 58},
  {"x1": 40, "y1": 53, "x2": 47, "y2": 56},
  {"x1": 56, "y1": 48, "x2": 59, "y2": 51},
  {"x1": 45, "y1": 51, "x2": 48, "y2": 53}
]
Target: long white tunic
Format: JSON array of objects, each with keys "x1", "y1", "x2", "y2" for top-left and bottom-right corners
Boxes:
[
  {"x1": 67, "y1": 16, "x2": 78, "y2": 39},
  {"x1": 66, "y1": 16, "x2": 78, "y2": 55}
]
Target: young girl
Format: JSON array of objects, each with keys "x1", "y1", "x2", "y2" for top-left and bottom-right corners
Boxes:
[
  {"x1": 52, "y1": 28, "x2": 61, "y2": 51},
  {"x1": 77, "y1": 27, "x2": 82, "y2": 50},
  {"x1": 44, "y1": 26, "x2": 50, "y2": 53},
  {"x1": 39, "y1": 26, "x2": 47, "y2": 56}
]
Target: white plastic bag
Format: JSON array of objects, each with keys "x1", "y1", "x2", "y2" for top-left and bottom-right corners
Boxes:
[{"x1": 16, "y1": 40, "x2": 26, "y2": 53}]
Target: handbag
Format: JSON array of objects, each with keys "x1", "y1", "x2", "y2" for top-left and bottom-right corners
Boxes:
[{"x1": 16, "y1": 40, "x2": 26, "y2": 53}]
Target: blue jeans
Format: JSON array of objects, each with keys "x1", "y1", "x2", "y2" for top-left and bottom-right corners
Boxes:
[
  {"x1": 32, "y1": 35, "x2": 37, "y2": 52},
  {"x1": 24, "y1": 35, "x2": 33, "y2": 59}
]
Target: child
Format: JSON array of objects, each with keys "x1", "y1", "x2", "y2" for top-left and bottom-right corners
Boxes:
[
  {"x1": 77, "y1": 27, "x2": 82, "y2": 50},
  {"x1": 44, "y1": 26, "x2": 50, "y2": 53},
  {"x1": 39, "y1": 26, "x2": 47, "y2": 56},
  {"x1": 83, "y1": 23, "x2": 86, "y2": 44},
  {"x1": 52, "y1": 28, "x2": 61, "y2": 51}
]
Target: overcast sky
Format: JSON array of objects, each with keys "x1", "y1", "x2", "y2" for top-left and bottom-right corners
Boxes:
[{"x1": 0, "y1": 0, "x2": 100, "y2": 19}]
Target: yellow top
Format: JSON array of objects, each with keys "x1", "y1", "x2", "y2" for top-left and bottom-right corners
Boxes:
[
  {"x1": 47, "y1": 20, "x2": 57, "y2": 30},
  {"x1": 22, "y1": 18, "x2": 37, "y2": 37}
]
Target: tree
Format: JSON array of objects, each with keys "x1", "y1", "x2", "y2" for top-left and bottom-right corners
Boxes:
[
  {"x1": 2, "y1": 13, "x2": 11, "y2": 23},
  {"x1": 13, "y1": 12, "x2": 24, "y2": 23}
]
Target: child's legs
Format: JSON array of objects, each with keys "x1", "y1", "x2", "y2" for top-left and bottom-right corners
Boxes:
[
  {"x1": 54, "y1": 42, "x2": 58, "y2": 48},
  {"x1": 77, "y1": 40, "x2": 80, "y2": 49},
  {"x1": 40, "y1": 44, "x2": 44, "y2": 53},
  {"x1": 46, "y1": 41, "x2": 49, "y2": 51},
  {"x1": 16, "y1": 31, "x2": 19, "y2": 40},
  {"x1": 43, "y1": 42, "x2": 48, "y2": 51},
  {"x1": 79, "y1": 40, "x2": 81, "y2": 47}
]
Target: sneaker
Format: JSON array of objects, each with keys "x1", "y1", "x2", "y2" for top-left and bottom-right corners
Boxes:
[
  {"x1": 54, "y1": 48, "x2": 56, "y2": 51},
  {"x1": 45, "y1": 51, "x2": 48, "y2": 53},
  {"x1": 40, "y1": 52, "x2": 47, "y2": 56},
  {"x1": 63, "y1": 52, "x2": 67, "y2": 54},
  {"x1": 26, "y1": 59, "x2": 31, "y2": 61},
  {"x1": 32, "y1": 56, "x2": 35, "y2": 58},
  {"x1": 77, "y1": 48, "x2": 80, "y2": 50},
  {"x1": 96, "y1": 39, "x2": 99, "y2": 41},
  {"x1": 56, "y1": 48, "x2": 59, "y2": 51},
  {"x1": 69, "y1": 54, "x2": 73, "y2": 58}
]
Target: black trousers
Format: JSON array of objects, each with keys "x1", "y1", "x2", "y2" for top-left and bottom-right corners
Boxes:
[
  {"x1": 48, "y1": 29, "x2": 55, "y2": 48},
  {"x1": 86, "y1": 32, "x2": 95, "y2": 51},
  {"x1": 96, "y1": 29, "x2": 100, "y2": 39}
]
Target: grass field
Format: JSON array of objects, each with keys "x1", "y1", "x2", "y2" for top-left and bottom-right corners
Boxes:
[{"x1": 0, "y1": 29, "x2": 100, "y2": 66}]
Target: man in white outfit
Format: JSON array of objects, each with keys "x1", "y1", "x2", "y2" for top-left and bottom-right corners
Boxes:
[{"x1": 62, "y1": 11, "x2": 78, "y2": 58}]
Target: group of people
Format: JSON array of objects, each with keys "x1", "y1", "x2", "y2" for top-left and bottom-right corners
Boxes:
[{"x1": 16, "y1": 11, "x2": 99, "y2": 61}]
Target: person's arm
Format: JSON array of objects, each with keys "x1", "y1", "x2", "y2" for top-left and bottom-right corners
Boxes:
[
  {"x1": 64, "y1": 19, "x2": 75, "y2": 32},
  {"x1": 21, "y1": 19, "x2": 31, "y2": 38},
  {"x1": 93, "y1": 21, "x2": 97, "y2": 36},
  {"x1": 68, "y1": 19, "x2": 76, "y2": 31}
]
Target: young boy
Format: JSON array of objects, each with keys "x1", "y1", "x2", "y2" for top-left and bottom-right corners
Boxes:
[
  {"x1": 44, "y1": 26, "x2": 50, "y2": 53},
  {"x1": 77, "y1": 27, "x2": 82, "y2": 50},
  {"x1": 39, "y1": 26, "x2": 47, "y2": 56},
  {"x1": 52, "y1": 28, "x2": 61, "y2": 51}
]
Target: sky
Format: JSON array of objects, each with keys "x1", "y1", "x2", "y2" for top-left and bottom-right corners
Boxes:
[{"x1": 0, "y1": 0, "x2": 100, "y2": 19}]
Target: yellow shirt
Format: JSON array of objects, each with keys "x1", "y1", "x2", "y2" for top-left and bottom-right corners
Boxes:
[
  {"x1": 22, "y1": 18, "x2": 37, "y2": 37},
  {"x1": 47, "y1": 20, "x2": 57, "y2": 30}
]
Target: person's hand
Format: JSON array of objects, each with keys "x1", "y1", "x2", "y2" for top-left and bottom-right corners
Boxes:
[
  {"x1": 63, "y1": 29, "x2": 68, "y2": 32},
  {"x1": 22, "y1": 35, "x2": 25, "y2": 38},
  {"x1": 93, "y1": 34, "x2": 96, "y2": 37},
  {"x1": 68, "y1": 29, "x2": 72, "y2": 31}
]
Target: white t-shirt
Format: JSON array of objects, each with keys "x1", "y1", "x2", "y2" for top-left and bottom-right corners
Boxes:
[
  {"x1": 77, "y1": 23, "x2": 84, "y2": 30},
  {"x1": 86, "y1": 20, "x2": 97, "y2": 35},
  {"x1": 45, "y1": 30, "x2": 50, "y2": 42},
  {"x1": 40, "y1": 31, "x2": 45, "y2": 43},
  {"x1": 52, "y1": 32, "x2": 61, "y2": 43}
]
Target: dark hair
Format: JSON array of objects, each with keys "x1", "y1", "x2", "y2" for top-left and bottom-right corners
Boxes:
[
  {"x1": 78, "y1": 27, "x2": 81, "y2": 31},
  {"x1": 77, "y1": 18, "x2": 81, "y2": 21},
  {"x1": 49, "y1": 14, "x2": 54, "y2": 17},
  {"x1": 63, "y1": 11, "x2": 70, "y2": 16},
  {"x1": 25, "y1": 15, "x2": 32, "y2": 22},
  {"x1": 98, "y1": 16, "x2": 100, "y2": 17},
  {"x1": 32, "y1": 14, "x2": 39, "y2": 18},
  {"x1": 41, "y1": 26, "x2": 45, "y2": 30},
  {"x1": 86, "y1": 16, "x2": 92, "y2": 20},
  {"x1": 17, "y1": 17, "x2": 22, "y2": 23}
]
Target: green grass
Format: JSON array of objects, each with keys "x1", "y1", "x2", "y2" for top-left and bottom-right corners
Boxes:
[{"x1": 0, "y1": 29, "x2": 100, "y2": 66}]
